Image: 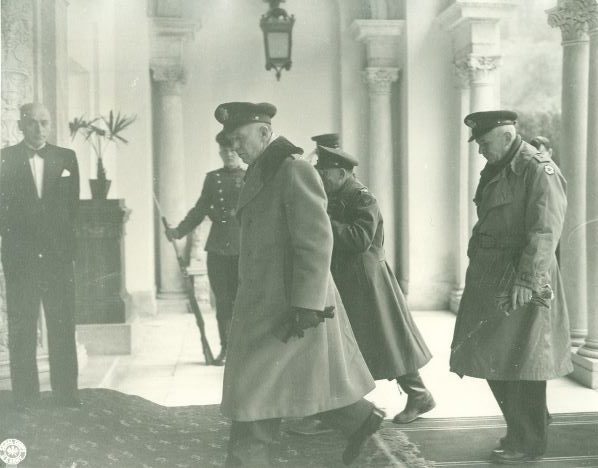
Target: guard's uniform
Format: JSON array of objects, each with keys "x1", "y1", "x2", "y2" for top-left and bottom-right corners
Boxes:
[
  {"x1": 176, "y1": 166, "x2": 245, "y2": 353},
  {"x1": 451, "y1": 111, "x2": 571, "y2": 460}
]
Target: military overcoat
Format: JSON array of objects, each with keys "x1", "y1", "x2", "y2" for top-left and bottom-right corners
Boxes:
[
  {"x1": 327, "y1": 176, "x2": 432, "y2": 380},
  {"x1": 221, "y1": 137, "x2": 374, "y2": 421},
  {"x1": 450, "y1": 137, "x2": 573, "y2": 380}
]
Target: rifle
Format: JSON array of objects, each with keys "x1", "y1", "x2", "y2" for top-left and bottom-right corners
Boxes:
[{"x1": 153, "y1": 195, "x2": 216, "y2": 365}]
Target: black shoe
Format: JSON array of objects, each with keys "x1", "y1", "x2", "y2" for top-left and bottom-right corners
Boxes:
[
  {"x1": 492, "y1": 449, "x2": 542, "y2": 464},
  {"x1": 342, "y1": 407, "x2": 385, "y2": 465}
]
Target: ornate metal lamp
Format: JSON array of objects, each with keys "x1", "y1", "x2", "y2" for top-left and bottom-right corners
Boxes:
[{"x1": 260, "y1": 0, "x2": 295, "y2": 81}]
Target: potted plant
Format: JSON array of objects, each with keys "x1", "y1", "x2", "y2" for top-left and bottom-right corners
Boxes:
[{"x1": 69, "y1": 111, "x2": 136, "y2": 199}]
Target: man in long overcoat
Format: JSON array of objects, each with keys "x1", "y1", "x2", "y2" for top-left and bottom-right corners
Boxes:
[
  {"x1": 166, "y1": 131, "x2": 245, "y2": 364},
  {"x1": 214, "y1": 102, "x2": 384, "y2": 467},
  {"x1": 0, "y1": 102, "x2": 80, "y2": 408},
  {"x1": 450, "y1": 111, "x2": 571, "y2": 464},
  {"x1": 313, "y1": 135, "x2": 434, "y2": 424}
]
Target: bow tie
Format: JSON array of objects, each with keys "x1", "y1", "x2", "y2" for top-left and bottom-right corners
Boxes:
[{"x1": 25, "y1": 146, "x2": 47, "y2": 159}]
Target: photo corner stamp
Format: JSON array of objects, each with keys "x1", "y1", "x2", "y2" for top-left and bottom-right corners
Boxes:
[{"x1": 0, "y1": 438, "x2": 27, "y2": 467}]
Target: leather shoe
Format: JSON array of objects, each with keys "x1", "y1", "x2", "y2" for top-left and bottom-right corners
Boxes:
[
  {"x1": 342, "y1": 407, "x2": 385, "y2": 465},
  {"x1": 492, "y1": 449, "x2": 542, "y2": 464},
  {"x1": 393, "y1": 391, "x2": 436, "y2": 424}
]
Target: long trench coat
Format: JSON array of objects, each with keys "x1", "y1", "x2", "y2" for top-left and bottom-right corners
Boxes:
[
  {"x1": 450, "y1": 137, "x2": 573, "y2": 380},
  {"x1": 221, "y1": 137, "x2": 375, "y2": 422},
  {"x1": 328, "y1": 177, "x2": 432, "y2": 380}
]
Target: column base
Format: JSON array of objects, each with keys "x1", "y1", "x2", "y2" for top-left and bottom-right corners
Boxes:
[
  {"x1": 571, "y1": 352, "x2": 598, "y2": 389},
  {"x1": 449, "y1": 289, "x2": 463, "y2": 314},
  {"x1": 570, "y1": 329, "x2": 588, "y2": 349},
  {"x1": 157, "y1": 296, "x2": 189, "y2": 315}
]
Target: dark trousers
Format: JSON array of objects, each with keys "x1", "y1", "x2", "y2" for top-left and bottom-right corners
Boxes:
[
  {"x1": 4, "y1": 258, "x2": 78, "y2": 402},
  {"x1": 207, "y1": 252, "x2": 239, "y2": 347},
  {"x1": 226, "y1": 398, "x2": 374, "y2": 466},
  {"x1": 487, "y1": 380, "x2": 548, "y2": 456}
]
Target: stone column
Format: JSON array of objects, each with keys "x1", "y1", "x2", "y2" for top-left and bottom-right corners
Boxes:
[
  {"x1": 151, "y1": 67, "x2": 187, "y2": 298},
  {"x1": 464, "y1": 54, "x2": 502, "y2": 231},
  {"x1": 574, "y1": 0, "x2": 598, "y2": 388},
  {"x1": 548, "y1": 1, "x2": 590, "y2": 347},
  {"x1": 352, "y1": 20, "x2": 403, "y2": 270},
  {"x1": 437, "y1": 0, "x2": 516, "y2": 311},
  {"x1": 363, "y1": 67, "x2": 399, "y2": 266},
  {"x1": 149, "y1": 13, "x2": 198, "y2": 300},
  {"x1": 449, "y1": 66, "x2": 471, "y2": 312}
]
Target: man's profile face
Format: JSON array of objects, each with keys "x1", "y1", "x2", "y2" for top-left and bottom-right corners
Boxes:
[
  {"x1": 19, "y1": 104, "x2": 51, "y2": 149},
  {"x1": 219, "y1": 145, "x2": 241, "y2": 169},
  {"x1": 228, "y1": 124, "x2": 268, "y2": 165},
  {"x1": 317, "y1": 167, "x2": 345, "y2": 194},
  {"x1": 476, "y1": 129, "x2": 507, "y2": 165}
]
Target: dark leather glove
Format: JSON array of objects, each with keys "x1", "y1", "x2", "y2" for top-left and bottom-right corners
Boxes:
[
  {"x1": 273, "y1": 306, "x2": 335, "y2": 343},
  {"x1": 295, "y1": 307, "x2": 324, "y2": 329},
  {"x1": 165, "y1": 226, "x2": 180, "y2": 241}
]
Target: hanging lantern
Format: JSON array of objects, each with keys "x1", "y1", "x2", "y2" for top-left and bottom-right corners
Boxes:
[{"x1": 260, "y1": 0, "x2": 295, "y2": 81}]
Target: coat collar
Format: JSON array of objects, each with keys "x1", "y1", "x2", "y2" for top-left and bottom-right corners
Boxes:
[
  {"x1": 510, "y1": 138, "x2": 539, "y2": 176},
  {"x1": 236, "y1": 136, "x2": 303, "y2": 214}
]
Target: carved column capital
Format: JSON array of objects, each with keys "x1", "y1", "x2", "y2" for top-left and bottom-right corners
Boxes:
[
  {"x1": 150, "y1": 65, "x2": 185, "y2": 95},
  {"x1": 586, "y1": 0, "x2": 598, "y2": 33},
  {"x1": 455, "y1": 54, "x2": 501, "y2": 86},
  {"x1": 547, "y1": 0, "x2": 593, "y2": 44},
  {"x1": 363, "y1": 67, "x2": 399, "y2": 95}
]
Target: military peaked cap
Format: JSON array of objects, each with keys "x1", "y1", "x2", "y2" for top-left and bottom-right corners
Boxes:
[
  {"x1": 315, "y1": 145, "x2": 359, "y2": 170},
  {"x1": 214, "y1": 102, "x2": 277, "y2": 132},
  {"x1": 464, "y1": 110, "x2": 518, "y2": 142},
  {"x1": 311, "y1": 133, "x2": 340, "y2": 149}
]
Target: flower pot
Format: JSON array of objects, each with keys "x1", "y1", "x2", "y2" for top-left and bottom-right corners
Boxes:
[{"x1": 89, "y1": 179, "x2": 112, "y2": 200}]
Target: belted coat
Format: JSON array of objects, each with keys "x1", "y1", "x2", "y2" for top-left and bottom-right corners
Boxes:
[
  {"x1": 450, "y1": 137, "x2": 573, "y2": 380},
  {"x1": 327, "y1": 176, "x2": 432, "y2": 380},
  {"x1": 220, "y1": 137, "x2": 374, "y2": 421}
]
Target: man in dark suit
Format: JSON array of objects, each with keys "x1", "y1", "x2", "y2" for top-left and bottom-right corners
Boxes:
[
  {"x1": 0, "y1": 102, "x2": 80, "y2": 408},
  {"x1": 165, "y1": 131, "x2": 245, "y2": 365}
]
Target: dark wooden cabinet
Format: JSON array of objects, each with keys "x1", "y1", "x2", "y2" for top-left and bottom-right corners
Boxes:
[{"x1": 74, "y1": 200, "x2": 129, "y2": 324}]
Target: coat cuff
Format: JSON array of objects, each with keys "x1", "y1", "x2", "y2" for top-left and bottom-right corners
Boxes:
[{"x1": 514, "y1": 271, "x2": 542, "y2": 290}]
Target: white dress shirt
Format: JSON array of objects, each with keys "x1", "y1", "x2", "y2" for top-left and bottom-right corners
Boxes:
[{"x1": 26, "y1": 144, "x2": 45, "y2": 198}]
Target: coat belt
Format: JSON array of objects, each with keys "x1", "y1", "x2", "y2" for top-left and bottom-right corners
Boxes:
[{"x1": 471, "y1": 232, "x2": 525, "y2": 250}]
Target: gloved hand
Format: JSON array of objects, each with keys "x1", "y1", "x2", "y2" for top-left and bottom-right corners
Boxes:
[
  {"x1": 164, "y1": 226, "x2": 180, "y2": 241},
  {"x1": 273, "y1": 306, "x2": 335, "y2": 343},
  {"x1": 295, "y1": 307, "x2": 325, "y2": 330}
]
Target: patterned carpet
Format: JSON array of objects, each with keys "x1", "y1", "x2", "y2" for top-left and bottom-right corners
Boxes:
[{"x1": 0, "y1": 389, "x2": 431, "y2": 468}]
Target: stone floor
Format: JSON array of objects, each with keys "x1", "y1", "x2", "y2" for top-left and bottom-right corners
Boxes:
[{"x1": 3, "y1": 306, "x2": 598, "y2": 418}]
